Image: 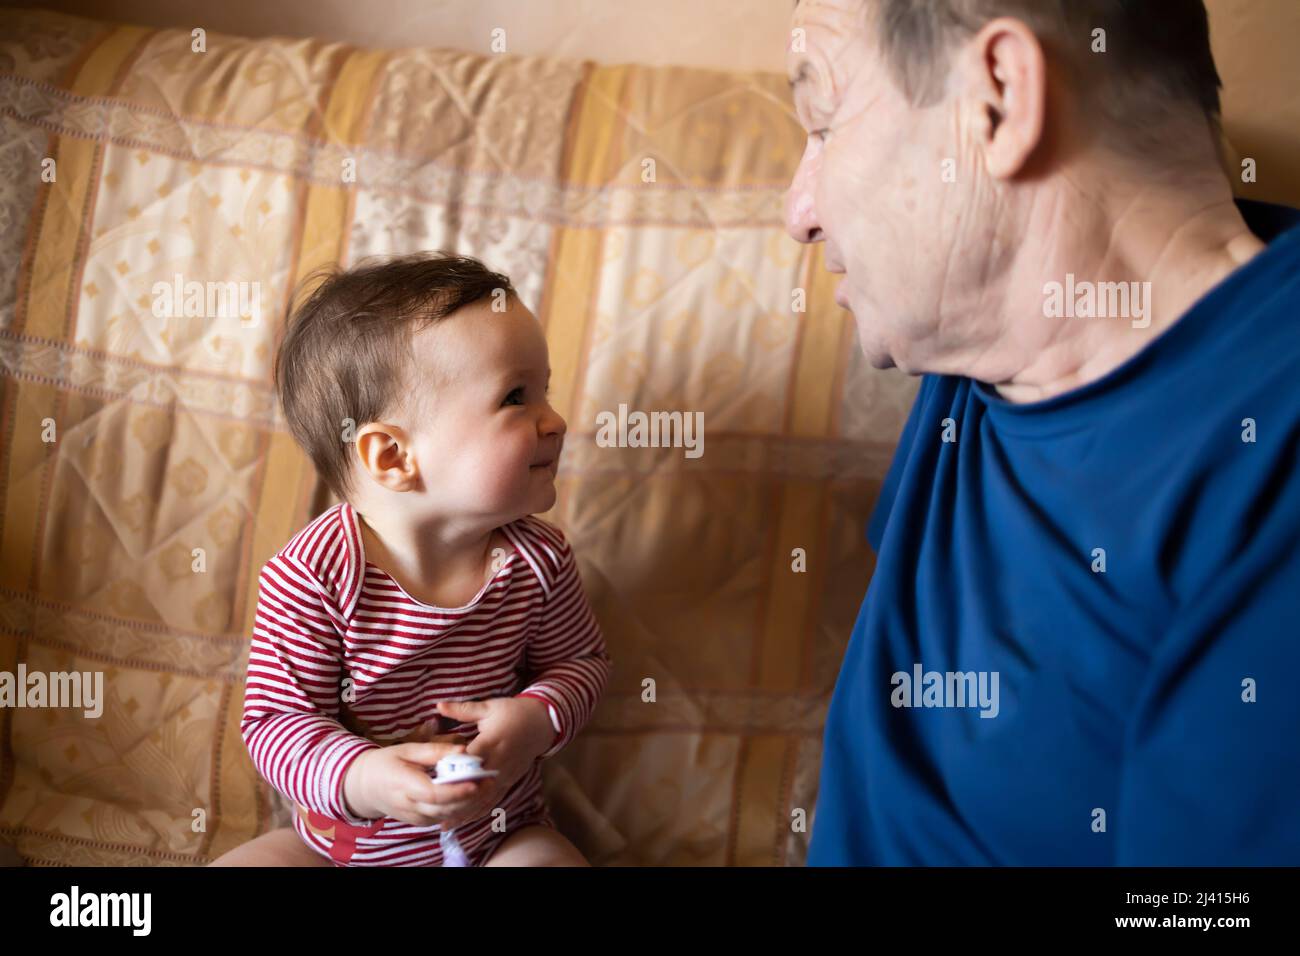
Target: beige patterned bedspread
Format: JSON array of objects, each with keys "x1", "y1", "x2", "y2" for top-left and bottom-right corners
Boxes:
[{"x1": 0, "y1": 8, "x2": 917, "y2": 865}]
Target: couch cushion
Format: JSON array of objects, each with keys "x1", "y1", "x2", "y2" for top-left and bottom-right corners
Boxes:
[{"x1": 0, "y1": 8, "x2": 916, "y2": 865}]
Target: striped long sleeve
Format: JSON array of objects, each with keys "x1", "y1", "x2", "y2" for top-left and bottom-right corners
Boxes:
[
  {"x1": 241, "y1": 555, "x2": 380, "y2": 825},
  {"x1": 515, "y1": 535, "x2": 612, "y2": 758}
]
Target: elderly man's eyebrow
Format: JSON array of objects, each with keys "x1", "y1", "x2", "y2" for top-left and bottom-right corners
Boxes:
[{"x1": 788, "y1": 63, "x2": 813, "y2": 90}]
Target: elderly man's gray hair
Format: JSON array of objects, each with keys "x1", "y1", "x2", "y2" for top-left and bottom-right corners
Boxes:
[{"x1": 866, "y1": 0, "x2": 1222, "y2": 150}]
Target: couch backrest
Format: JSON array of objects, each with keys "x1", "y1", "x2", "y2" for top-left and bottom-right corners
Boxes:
[{"x1": 0, "y1": 7, "x2": 919, "y2": 865}]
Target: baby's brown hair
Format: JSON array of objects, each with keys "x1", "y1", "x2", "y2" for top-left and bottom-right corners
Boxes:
[{"x1": 274, "y1": 252, "x2": 516, "y2": 500}]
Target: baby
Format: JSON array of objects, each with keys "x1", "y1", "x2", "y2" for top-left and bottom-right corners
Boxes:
[{"x1": 214, "y1": 252, "x2": 611, "y2": 867}]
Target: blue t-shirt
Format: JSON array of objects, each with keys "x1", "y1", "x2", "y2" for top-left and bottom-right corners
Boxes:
[{"x1": 807, "y1": 200, "x2": 1300, "y2": 865}]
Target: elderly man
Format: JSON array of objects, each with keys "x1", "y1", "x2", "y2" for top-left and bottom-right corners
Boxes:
[{"x1": 786, "y1": 0, "x2": 1300, "y2": 864}]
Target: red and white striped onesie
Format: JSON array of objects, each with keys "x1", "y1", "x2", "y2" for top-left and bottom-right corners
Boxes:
[{"x1": 240, "y1": 500, "x2": 611, "y2": 866}]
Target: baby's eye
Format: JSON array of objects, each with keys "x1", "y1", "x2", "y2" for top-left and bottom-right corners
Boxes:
[
  {"x1": 502, "y1": 387, "x2": 525, "y2": 407},
  {"x1": 811, "y1": 127, "x2": 830, "y2": 143}
]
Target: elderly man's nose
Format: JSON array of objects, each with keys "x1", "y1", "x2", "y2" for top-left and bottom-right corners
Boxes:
[{"x1": 784, "y1": 180, "x2": 823, "y2": 244}]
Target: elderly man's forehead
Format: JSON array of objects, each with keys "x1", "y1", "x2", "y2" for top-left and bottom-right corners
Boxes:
[{"x1": 787, "y1": 0, "x2": 871, "y2": 88}]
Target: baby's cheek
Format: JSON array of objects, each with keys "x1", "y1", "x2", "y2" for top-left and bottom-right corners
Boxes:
[{"x1": 470, "y1": 438, "x2": 532, "y2": 505}]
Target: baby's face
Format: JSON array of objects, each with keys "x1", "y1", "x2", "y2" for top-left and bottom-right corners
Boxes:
[{"x1": 399, "y1": 295, "x2": 566, "y2": 524}]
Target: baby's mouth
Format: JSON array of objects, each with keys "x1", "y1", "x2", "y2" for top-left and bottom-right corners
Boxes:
[{"x1": 531, "y1": 445, "x2": 561, "y2": 470}]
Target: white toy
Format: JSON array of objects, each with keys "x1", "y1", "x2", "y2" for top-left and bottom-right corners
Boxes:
[
  {"x1": 433, "y1": 752, "x2": 499, "y2": 784},
  {"x1": 433, "y1": 753, "x2": 498, "y2": 867}
]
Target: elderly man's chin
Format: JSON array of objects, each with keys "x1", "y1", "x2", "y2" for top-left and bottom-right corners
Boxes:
[
  {"x1": 841, "y1": 298, "x2": 899, "y2": 370},
  {"x1": 865, "y1": 349, "x2": 898, "y2": 371}
]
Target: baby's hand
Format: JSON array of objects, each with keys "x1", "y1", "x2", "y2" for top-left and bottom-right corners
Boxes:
[
  {"x1": 430, "y1": 697, "x2": 555, "y2": 828},
  {"x1": 342, "y1": 742, "x2": 483, "y2": 828}
]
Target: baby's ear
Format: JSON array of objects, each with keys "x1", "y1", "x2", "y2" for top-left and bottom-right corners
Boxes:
[{"x1": 354, "y1": 422, "x2": 419, "y2": 491}]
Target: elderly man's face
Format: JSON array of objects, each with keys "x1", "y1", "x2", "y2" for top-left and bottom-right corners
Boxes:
[{"x1": 785, "y1": 0, "x2": 981, "y2": 371}]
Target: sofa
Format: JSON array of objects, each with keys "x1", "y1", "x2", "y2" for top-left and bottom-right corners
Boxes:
[{"x1": 0, "y1": 7, "x2": 920, "y2": 865}]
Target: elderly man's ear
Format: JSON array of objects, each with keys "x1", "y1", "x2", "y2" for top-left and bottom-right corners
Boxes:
[
  {"x1": 355, "y1": 422, "x2": 421, "y2": 492},
  {"x1": 959, "y1": 17, "x2": 1047, "y2": 180}
]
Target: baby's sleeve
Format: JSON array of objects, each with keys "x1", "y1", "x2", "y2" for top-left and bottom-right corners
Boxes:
[
  {"x1": 241, "y1": 553, "x2": 380, "y2": 824},
  {"x1": 515, "y1": 533, "x2": 612, "y2": 759}
]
